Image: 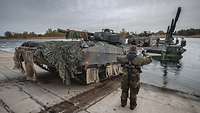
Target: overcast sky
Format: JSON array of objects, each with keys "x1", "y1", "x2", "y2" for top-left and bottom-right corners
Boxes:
[{"x1": 0, "y1": 0, "x2": 200, "y2": 35}]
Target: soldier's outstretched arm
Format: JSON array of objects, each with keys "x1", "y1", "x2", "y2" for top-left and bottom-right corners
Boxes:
[
  {"x1": 133, "y1": 55, "x2": 152, "y2": 66},
  {"x1": 141, "y1": 55, "x2": 152, "y2": 65}
]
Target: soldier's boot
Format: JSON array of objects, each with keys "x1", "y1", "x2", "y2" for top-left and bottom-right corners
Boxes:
[
  {"x1": 130, "y1": 95, "x2": 137, "y2": 110},
  {"x1": 121, "y1": 90, "x2": 128, "y2": 107},
  {"x1": 121, "y1": 98, "x2": 127, "y2": 107}
]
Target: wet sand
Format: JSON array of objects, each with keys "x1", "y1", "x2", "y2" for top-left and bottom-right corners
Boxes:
[{"x1": 0, "y1": 51, "x2": 199, "y2": 113}]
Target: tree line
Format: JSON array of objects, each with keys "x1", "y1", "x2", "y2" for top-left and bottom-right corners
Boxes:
[
  {"x1": 3, "y1": 28, "x2": 65, "y2": 39},
  {"x1": 175, "y1": 28, "x2": 200, "y2": 36}
]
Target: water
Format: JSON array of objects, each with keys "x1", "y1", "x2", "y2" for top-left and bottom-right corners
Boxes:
[
  {"x1": 0, "y1": 39, "x2": 77, "y2": 53},
  {"x1": 0, "y1": 38, "x2": 200, "y2": 96},
  {"x1": 0, "y1": 40, "x2": 24, "y2": 52},
  {"x1": 142, "y1": 38, "x2": 200, "y2": 96}
]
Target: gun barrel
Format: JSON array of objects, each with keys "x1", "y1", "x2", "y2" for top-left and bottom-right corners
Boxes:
[
  {"x1": 174, "y1": 7, "x2": 181, "y2": 24},
  {"x1": 166, "y1": 7, "x2": 182, "y2": 44},
  {"x1": 171, "y1": 7, "x2": 182, "y2": 32}
]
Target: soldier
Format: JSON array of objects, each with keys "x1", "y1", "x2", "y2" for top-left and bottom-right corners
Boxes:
[
  {"x1": 118, "y1": 46, "x2": 152, "y2": 110},
  {"x1": 156, "y1": 38, "x2": 160, "y2": 47},
  {"x1": 181, "y1": 37, "x2": 186, "y2": 47},
  {"x1": 175, "y1": 37, "x2": 179, "y2": 45}
]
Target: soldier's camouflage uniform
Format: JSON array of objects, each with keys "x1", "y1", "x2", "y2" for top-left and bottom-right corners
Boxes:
[{"x1": 120, "y1": 51, "x2": 152, "y2": 110}]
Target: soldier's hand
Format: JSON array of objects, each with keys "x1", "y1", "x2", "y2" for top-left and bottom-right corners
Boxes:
[{"x1": 142, "y1": 50, "x2": 146, "y2": 56}]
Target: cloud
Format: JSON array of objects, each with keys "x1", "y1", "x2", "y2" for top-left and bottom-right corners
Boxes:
[{"x1": 0, "y1": 0, "x2": 200, "y2": 35}]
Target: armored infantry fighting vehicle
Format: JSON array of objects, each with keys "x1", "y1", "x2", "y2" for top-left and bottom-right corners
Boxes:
[
  {"x1": 14, "y1": 29, "x2": 126, "y2": 85},
  {"x1": 92, "y1": 29, "x2": 125, "y2": 44}
]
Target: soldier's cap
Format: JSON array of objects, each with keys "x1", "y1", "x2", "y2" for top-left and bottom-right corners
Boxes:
[{"x1": 129, "y1": 46, "x2": 137, "y2": 52}]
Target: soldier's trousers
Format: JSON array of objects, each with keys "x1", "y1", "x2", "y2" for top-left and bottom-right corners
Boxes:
[{"x1": 121, "y1": 75, "x2": 140, "y2": 107}]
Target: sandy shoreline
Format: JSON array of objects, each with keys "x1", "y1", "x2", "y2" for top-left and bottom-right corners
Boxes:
[{"x1": 0, "y1": 50, "x2": 13, "y2": 58}]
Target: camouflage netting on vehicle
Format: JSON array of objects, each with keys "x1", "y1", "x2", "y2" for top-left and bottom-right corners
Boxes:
[
  {"x1": 14, "y1": 41, "x2": 83, "y2": 85},
  {"x1": 34, "y1": 41, "x2": 83, "y2": 82}
]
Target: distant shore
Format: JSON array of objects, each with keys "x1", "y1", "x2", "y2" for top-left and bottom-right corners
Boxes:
[{"x1": 186, "y1": 35, "x2": 200, "y2": 38}]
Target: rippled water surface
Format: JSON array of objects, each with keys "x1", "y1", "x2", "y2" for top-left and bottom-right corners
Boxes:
[
  {"x1": 142, "y1": 38, "x2": 200, "y2": 96},
  {"x1": 0, "y1": 38, "x2": 200, "y2": 95}
]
